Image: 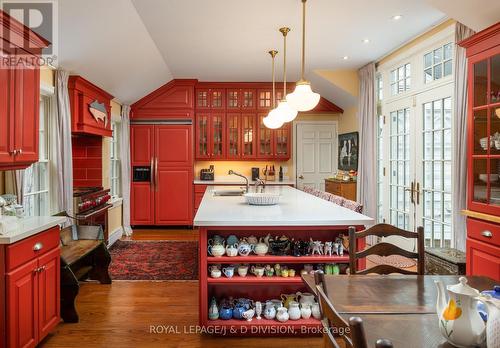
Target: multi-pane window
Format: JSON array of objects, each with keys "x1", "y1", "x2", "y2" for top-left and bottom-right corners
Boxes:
[
  {"x1": 390, "y1": 63, "x2": 411, "y2": 95},
  {"x1": 424, "y1": 43, "x2": 453, "y2": 83},
  {"x1": 422, "y1": 97, "x2": 452, "y2": 247},
  {"x1": 23, "y1": 96, "x2": 50, "y2": 216},
  {"x1": 110, "y1": 122, "x2": 121, "y2": 198},
  {"x1": 389, "y1": 108, "x2": 411, "y2": 230}
]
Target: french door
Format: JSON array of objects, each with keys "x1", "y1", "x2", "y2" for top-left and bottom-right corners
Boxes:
[{"x1": 381, "y1": 87, "x2": 453, "y2": 248}]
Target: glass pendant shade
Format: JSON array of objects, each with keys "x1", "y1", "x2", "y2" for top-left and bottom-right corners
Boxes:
[
  {"x1": 276, "y1": 100, "x2": 298, "y2": 122},
  {"x1": 286, "y1": 81, "x2": 320, "y2": 112},
  {"x1": 263, "y1": 109, "x2": 284, "y2": 129}
]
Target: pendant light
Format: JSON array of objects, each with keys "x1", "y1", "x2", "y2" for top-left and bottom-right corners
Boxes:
[
  {"x1": 263, "y1": 50, "x2": 284, "y2": 129},
  {"x1": 275, "y1": 27, "x2": 298, "y2": 123},
  {"x1": 286, "y1": 0, "x2": 320, "y2": 112}
]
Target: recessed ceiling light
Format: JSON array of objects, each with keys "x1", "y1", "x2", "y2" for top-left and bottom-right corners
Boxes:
[
  {"x1": 343, "y1": 56, "x2": 349, "y2": 60},
  {"x1": 362, "y1": 39, "x2": 370, "y2": 44},
  {"x1": 392, "y1": 15, "x2": 402, "y2": 20}
]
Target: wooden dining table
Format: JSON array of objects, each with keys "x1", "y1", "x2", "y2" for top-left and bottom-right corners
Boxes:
[{"x1": 302, "y1": 274, "x2": 498, "y2": 347}]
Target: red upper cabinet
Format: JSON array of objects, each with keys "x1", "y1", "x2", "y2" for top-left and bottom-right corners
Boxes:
[
  {"x1": 68, "y1": 76, "x2": 113, "y2": 137},
  {"x1": 131, "y1": 79, "x2": 196, "y2": 120},
  {"x1": 0, "y1": 11, "x2": 49, "y2": 170},
  {"x1": 460, "y1": 23, "x2": 500, "y2": 217}
]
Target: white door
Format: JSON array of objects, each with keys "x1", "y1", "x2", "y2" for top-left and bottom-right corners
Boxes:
[
  {"x1": 296, "y1": 122, "x2": 338, "y2": 190},
  {"x1": 381, "y1": 89, "x2": 453, "y2": 250}
]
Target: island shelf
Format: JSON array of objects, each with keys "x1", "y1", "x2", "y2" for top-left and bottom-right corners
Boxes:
[{"x1": 194, "y1": 186, "x2": 374, "y2": 335}]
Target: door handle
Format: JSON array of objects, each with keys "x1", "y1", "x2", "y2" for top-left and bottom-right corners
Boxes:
[
  {"x1": 150, "y1": 157, "x2": 154, "y2": 188},
  {"x1": 415, "y1": 182, "x2": 420, "y2": 205},
  {"x1": 154, "y1": 157, "x2": 159, "y2": 192},
  {"x1": 299, "y1": 175, "x2": 304, "y2": 179},
  {"x1": 405, "y1": 182, "x2": 415, "y2": 204}
]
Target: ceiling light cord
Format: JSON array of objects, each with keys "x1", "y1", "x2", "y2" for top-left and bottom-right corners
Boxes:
[
  {"x1": 269, "y1": 50, "x2": 278, "y2": 108},
  {"x1": 301, "y1": 0, "x2": 306, "y2": 81},
  {"x1": 279, "y1": 27, "x2": 290, "y2": 97}
]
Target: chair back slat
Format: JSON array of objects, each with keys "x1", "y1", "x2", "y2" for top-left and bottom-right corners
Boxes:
[
  {"x1": 348, "y1": 224, "x2": 425, "y2": 275},
  {"x1": 316, "y1": 284, "x2": 352, "y2": 348},
  {"x1": 356, "y1": 242, "x2": 419, "y2": 259}
]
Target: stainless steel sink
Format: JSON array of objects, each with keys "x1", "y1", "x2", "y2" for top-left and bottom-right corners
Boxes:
[{"x1": 212, "y1": 189, "x2": 245, "y2": 196}]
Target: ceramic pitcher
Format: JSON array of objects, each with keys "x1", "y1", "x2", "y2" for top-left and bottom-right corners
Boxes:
[
  {"x1": 477, "y1": 294, "x2": 500, "y2": 348},
  {"x1": 435, "y1": 277, "x2": 486, "y2": 347}
]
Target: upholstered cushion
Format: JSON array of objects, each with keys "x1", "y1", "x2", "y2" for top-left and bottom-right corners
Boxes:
[
  {"x1": 327, "y1": 193, "x2": 346, "y2": 206},
  {"x1": 342, "y1": 199, "x2": 363, "y2": 213}
]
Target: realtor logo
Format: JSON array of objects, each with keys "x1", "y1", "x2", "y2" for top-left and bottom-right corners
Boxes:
[{"x1": 1, "y1": 0, "x2": 58, "y2": 65}]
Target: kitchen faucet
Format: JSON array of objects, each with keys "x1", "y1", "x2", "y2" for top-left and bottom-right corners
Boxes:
[
  {"x1": 228, "y1": 170, "x2": 249, "y2": 193},
  {"x1": 254, "y1": 178, "x2": 266, "y2": 193}
]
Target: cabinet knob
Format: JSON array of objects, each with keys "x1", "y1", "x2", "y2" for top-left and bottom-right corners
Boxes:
[
  {"x1": 481, "y1": 230, "x2": 493, "y2": 238},
  {"x1": 10, "y1": 149, "x2": 17, "y2": 155},
  {"x1": 18, "y1": 149, "x2": 22, "y2": 154},
  {"x1": 33, "y1": 242, "x2": 43, "y2": 251}
]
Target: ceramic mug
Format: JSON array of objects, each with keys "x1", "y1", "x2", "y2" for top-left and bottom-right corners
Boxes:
[
  {"x1": 251, "y1": 266, "x2": 264, "y2": 277},
  {"x1": 223, "y1": 267, "x2": 234, "y2": 278},
  {"x1": 288, "y1": 269, "x2": 296, "y2": 277},
  {"x1": 237, "y1": 265, "x2": 248, "y2": 277},
  {"x1": 210, "y1": 269, "x2": 222, "y2": 278},
  {"x1": 281, "y1": 269, "x2": 289, "y2": 278}
]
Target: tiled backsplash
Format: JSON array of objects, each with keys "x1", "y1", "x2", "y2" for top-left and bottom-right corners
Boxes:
[{"x1": 72, "y1": 135, "x2": 102, "y2": 187}]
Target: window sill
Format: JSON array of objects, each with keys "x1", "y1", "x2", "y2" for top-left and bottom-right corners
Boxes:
[{"x1": 109, "y1": 197, "x2": 123, "y2": 208}]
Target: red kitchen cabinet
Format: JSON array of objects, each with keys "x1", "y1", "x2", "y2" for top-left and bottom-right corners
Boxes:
[
  {"x1": 226, "y1": 89, "x2": 256, "y2": 110},
  {"x1": 257, "y1": 113, "x2": 291, "y2": 160},
  {"x1": 225, "y1": 112, "x2": 257, "y2": 159},
  {"x1": 0, "y1": 12, "x2": 49, "y2": 170},
  {"x1": 460, "y1": 23, "x2": 500, "y2": 280},
  {"x1": 68, "y1": 76, "x2": 113, "y2": 137},
  {"x1": 7, "y1": 259, "x2": 38, "y2": 348},
  {"x1": 2, "y1": 226, "x2": 61, "y2": 348},
  {"x1": 130, "y1": 124, "x2": 193, "y2": 226},
  {"x1": 195, "y1": 113, "x2": 225, "y2": 159}
]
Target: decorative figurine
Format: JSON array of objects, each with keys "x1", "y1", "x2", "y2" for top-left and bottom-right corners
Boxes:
[
  {"x1": 324, "y1": 241, "x2": 333, "y2": 256},
  {"x1": 310, "y1": 239, "x2": 323, "y2": 255}
]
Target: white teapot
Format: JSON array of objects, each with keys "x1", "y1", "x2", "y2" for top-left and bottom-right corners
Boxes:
[
  {"x1": 254, "y1": 237, "x2": 269, "y2": 256},
  {"x1": 435, "y1": 277, "x2": 486, "y2": 347}
]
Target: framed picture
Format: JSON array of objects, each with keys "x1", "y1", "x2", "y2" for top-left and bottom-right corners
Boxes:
[{"x1": 338, "y1": 132, "x2": 359, "y2": 171}]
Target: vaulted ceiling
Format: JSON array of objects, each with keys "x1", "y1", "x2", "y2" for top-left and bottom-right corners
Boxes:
[{"x1": 56, "y1": 0, "x2": 498, "y2": 107}]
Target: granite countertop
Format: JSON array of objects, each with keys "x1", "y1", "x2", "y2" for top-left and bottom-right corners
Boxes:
[
  {"x1": 0, "y1": 216, "x2": 66, "y2": 244},
  {"x1": 193, "y1": 185, "x2": 374, "y2": 227}
]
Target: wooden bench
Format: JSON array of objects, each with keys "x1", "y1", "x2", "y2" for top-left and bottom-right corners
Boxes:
[{"x1": 60, "y1": 225, "x2": 112, "y2": 323}]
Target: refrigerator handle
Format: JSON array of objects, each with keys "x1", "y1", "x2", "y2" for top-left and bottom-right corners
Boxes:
[
  {"x1": 155, "y1": 157, "x2": 159, "y2": 192},
  {"x1": 150, "y1": 157, "x2": 154, "y2": 188}
]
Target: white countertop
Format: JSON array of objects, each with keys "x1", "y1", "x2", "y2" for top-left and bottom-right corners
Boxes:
[
  {"x1": 194, "y1": 186, "x2": 374, "y2": 227},
  {"x1": 0, "y1": 216, "x2": 66, "y2": 244},
  {"x1": 194, "y1": 176, "x2": 295, "y2": 186}
]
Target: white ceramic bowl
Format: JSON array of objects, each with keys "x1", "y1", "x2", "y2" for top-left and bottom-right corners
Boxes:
[
  {"x1": 243, "y1": 192, "x2": 280, "y2": 206},
  {"x1": 479, "y1": 174, "x2": 499, "y2": 183}
]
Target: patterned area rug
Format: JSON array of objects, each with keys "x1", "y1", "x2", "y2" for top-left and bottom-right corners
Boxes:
[
  {"x1": 367, "y1": 254, "x2": 417, "y2": 268},
  {"x1": 109, "y1": 240, "x2": 198, "y2": 280}
]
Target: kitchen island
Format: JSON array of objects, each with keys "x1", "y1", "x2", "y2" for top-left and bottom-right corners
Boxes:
[{"x1": 194, "y1": 186, "x2": 374, "y2": 335}]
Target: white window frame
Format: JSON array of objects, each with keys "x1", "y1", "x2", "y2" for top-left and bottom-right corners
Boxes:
[
  {"x1": 110, "y1": 121, "x2": 121, "y2": 199},
  {"x1": 424, "y1": 42, "x2": 453, "y2": 83},
  {"x1": 23, "y1": 94, "x2": 51, "y2": 216},
  {"x1": 390, "y1": 63, "x2": 411, "y2": 96},
  {"x1": 376, "y1": 24, "x2": 456, "y2": 248}
]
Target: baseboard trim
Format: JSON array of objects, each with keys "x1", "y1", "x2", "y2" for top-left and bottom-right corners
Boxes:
[{"x1": 108, "y1": 226, "x2": 124, "y2": 247}]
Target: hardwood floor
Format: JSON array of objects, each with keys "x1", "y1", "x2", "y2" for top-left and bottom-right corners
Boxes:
[{"x1": 40, "y1": 229, "x2": 321, "y2": 347}]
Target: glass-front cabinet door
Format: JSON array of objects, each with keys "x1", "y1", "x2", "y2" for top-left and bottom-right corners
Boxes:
[
  {"x1": 241, "y1": 113, "x2": 256, "y2": 158},
  {"x1": 196, "y1": 113, "x2": 210, "y2": 159},
  {"x1": 241, "y1": 89, "x2": 255, "y2": 109},
  {"x1": 210, "y1": 89, "x2": 224, "y2": 109},
  {"x1": 227, "y1": 89, "x2": 240, "y2": 109},
  {"x1": 274, "y1": 123, "x2": 290, "y2": 159},
  {"x1": 257, "y1": 114, "x2": 273, "y2": 158},
  {"x1": 469, "y1": 51, "x2": 500, "y2": 214},
  {"x1": 211, "y1": 113, "x2": 225, "y2": 158},
  {"x1": 196, "y1": 89, "x2": 210, "y2": 110},
  {"x1": 226, "y1": 113, "x2": 240, "y2": 159}
]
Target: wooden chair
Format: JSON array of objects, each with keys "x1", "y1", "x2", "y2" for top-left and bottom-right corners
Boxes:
[
  {"x1": 348, "y1": 224, "x2": 425, "y2": 275},
  {"x1": 314, "y1": 270, "x2": 328, "y2": 297},
  {"x1": 317, "y1": 285, "x2": 394, "y2": 348}
]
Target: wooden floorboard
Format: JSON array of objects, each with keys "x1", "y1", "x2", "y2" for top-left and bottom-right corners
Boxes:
[{"x1": 39, "y1": 281, "x2": 322, "y2": 348}]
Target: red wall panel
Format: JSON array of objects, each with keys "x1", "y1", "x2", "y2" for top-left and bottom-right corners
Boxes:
[{"x1": 72, "y1": 135, "x2": 102, "y2": 187}]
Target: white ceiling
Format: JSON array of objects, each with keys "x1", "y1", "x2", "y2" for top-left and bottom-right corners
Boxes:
[{"x1": 56, "y1": 0, "x2": 497, "y2": 106}]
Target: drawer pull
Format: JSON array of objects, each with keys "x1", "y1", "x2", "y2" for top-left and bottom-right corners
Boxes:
[
  {"x1": 33, "y1": 242, "x2": 43, "y2": 251},
  {"x1": 481, "y1": 230, "x2": 493, "y2": 238}
]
